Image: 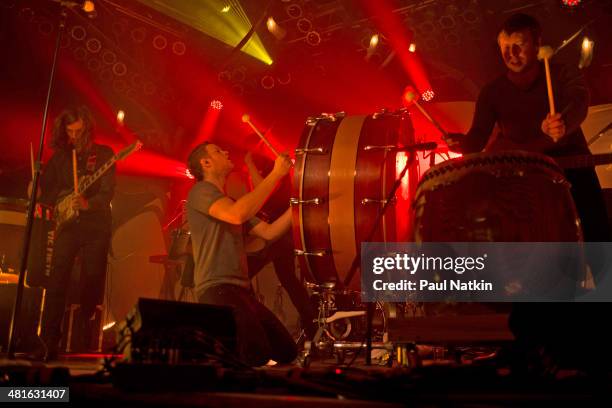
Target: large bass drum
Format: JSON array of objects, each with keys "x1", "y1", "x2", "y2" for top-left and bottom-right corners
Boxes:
[
  {"x1": 292, "y1": 111, "x2": 416, "y2": 292},
  {"x1": 412, "y1": 150, "x2": 582, "y2": 242}
]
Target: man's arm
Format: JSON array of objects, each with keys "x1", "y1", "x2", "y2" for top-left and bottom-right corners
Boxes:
[
  {"x1": 208, "y1": 153, "x2": 292, "y2": 225},
  {"x1": 249, "y1": 207, "x2": 291, "y2": 241},
  {"x1": 445, "y1": 84, "x2": 496, "y2": 154}
]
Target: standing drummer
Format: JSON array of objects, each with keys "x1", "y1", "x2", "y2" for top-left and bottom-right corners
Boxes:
[
  {"x1": 445, "y1": 13, "x2": 610, "y2": 373},
  {"x1": 445, "y1": 12, "x2": 609, "y2": 247},
  {"x1": 185, "y1": 141, "x2": 297, "y2": 366}
]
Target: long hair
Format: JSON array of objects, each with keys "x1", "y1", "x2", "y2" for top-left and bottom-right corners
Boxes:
[
  {"x1": 50, "y1": 106, "x2": 95, "y2": 151},
  {"x1": 187, "y1": 142, "x2": 210, "y2": 181}
]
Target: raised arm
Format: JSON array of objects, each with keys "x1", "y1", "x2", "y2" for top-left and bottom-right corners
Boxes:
[{"x1": 208, "y1": 153, "x2": 292, "y2": 225}]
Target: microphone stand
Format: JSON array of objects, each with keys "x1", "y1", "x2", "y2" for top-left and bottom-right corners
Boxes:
[
  {"x1": 6, "y1": 6, "x2": 68, "y2": 358},
  {"x1": 342, "y1": 141, "x2": 436, "y2": 365}
]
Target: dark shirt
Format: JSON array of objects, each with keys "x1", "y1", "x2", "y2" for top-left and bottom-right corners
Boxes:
[
  {"x1": 460, "y1": 62, "x2": 590, "y2": 157},
  {"x1": 40, "y1": 143, "x2": 115, "y2": 224}
]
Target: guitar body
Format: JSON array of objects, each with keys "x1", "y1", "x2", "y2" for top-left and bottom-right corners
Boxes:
[
  {"x1": 54, "y1": 192, "x2": 77, "y2": 230},
  {"x1": 52, "y1": 140, "x2": 142, "y2": 231}
]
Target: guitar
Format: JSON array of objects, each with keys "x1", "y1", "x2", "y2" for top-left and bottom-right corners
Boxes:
[{"x1": 54, "y1": 140, "x2": 142, "y2": 230}]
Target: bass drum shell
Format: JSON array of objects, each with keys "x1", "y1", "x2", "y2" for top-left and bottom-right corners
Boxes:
[{"x1": 292, "y1": 113, "x2": 416, "y2": 292}]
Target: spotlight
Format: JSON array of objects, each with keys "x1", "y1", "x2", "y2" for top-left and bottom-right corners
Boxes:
[
  {"x1": 116, "y1": 110, "x2": 125, "y2": 124},
  {"x1": 82, "y1": 1, "x2": 95, "y2": 13},
  {"x1": 409, "y1": 43, "x2": 416, "y2": 53},
  {"x1": 369, "y1": 34, "x2": 379, "y2": 48},
  {"x1": 210, "y1": 100, "x2": 223, "y2": 110},
  {"x1": 422, "y1": 89, "x2": 435, "y2": 102},
  {"x1": 581, "y1": 36, "x2": 594, "y2": 52},
  {"x1": 365, "y1": 33, "x2": 379, "y2": 61},
  {"x1": 579, "y1": 36, "x2": 594, "y2": 69},
  {"x1": 266, "y1": 16, "x2": 286, "y2": 40},
  {"x1": 103, "y1": 321, "x2": 116, "y2": 331},
  {"x1": 221, "y1": 5, "x2": 230, "y2": 13},
  {"x1": 561, "y1": 0, "x2": 581, "y2": 7},
  {"x1": 267, "y1": 17, "x2": 276, "y2": 31}
]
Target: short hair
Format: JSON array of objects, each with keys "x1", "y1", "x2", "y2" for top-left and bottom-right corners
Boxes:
[
  {"x1": 187, "y1": 142, "x2": 210, "y2": 181},
  {"x1": 51, "y1": 105, "x2": 95, "y2": 151},
  {"x1": 499, "y1": 13, "x2": 542, "y2": 42}
]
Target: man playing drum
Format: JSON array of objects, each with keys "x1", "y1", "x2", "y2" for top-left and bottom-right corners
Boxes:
[
  {"x1": 445, "y1": 12, "x2": 609, "y2": 244},
  {"x1": 185, "y1": 142, "x2": 297, "y2": 366},
  {"x1": 444, "y1": 13, "x2": 610, "y2": 373}
]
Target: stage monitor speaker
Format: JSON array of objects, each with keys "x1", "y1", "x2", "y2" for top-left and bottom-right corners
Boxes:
[{"x1": 116, "y1": 298, "x2": 237, "y2": 364}]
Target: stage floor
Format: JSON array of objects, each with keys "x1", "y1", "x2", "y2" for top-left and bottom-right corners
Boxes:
[{"x1": 1, "y1": 349, "x2": 610, "y2": 407}]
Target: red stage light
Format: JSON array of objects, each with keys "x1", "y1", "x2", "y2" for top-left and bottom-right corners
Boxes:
[
  {"x1": 210, "y1": 99, "x2": 223, "y2": 110},
  {"x1": 421, "y1": 89, "x2": 435, "y2": 102},
  {"x1": 561, "y1": 0, "x2": 581, "y2": 6},
  {"x1": 402, "y1": 85, "x2": 419, "y2": 107}
]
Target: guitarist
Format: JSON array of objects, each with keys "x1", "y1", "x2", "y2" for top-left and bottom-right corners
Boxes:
[
  {"x1": 34, "y1": 106, "x2": 115, "y2": 361},
  {"x1": 444, "y1": 14, "x2": 611, "y2": 374}
]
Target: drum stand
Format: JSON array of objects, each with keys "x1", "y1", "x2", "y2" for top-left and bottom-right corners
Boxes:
[
  {"x1": 341, "y1": 143, "x2": 430, "y2": 365},
  {"x1": 299, "y1": 281, "x2": 391, "y2": 367}
]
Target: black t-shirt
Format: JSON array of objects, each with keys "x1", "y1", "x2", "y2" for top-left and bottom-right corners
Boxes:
[{"x1": 461, "y1": 62, "x2": 590, "y2": 157}]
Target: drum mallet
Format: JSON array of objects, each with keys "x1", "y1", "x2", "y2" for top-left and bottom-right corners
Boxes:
[
  {"x1": 241, "y1": 114, "x2": 280, "y2": 157},
  {"x1": 538, "y1": 46, "x2": 556, "y2": 116},
  {"x1": 402, "y1": 85, "x2": 449, "y2": 138}
]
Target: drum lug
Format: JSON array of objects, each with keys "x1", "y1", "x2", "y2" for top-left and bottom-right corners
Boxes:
[
  {"x1": 294, "y1": 249, "x2": 327, "y2": 257},
  {"x1": 306, "y1": 112, "x2": 346, "y2": 125},
  {"x1": 295, "y1": 147, "x2": 327, "y2": 155},
  {"x1": 361, "y1": 198, "x2": 395, "y2": 205},
  {"x1": 290, "y1": 197, "x2": 323, "y2": 205},
  {"x1": 372, "y1": 108, "x2": 390, "y2": 119}
]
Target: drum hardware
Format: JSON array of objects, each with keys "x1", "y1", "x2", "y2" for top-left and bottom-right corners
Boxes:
[
  {"x1": 294, "y1": 147, "x2": 326, "y2": 155},
  {"x1": 342, "y1": 140, "x2": 436, "y2": 365},
  {"x1": 306, "y1": 112, "x2": 345, "y2": 126},
  {"x1": 372, "y1": 108, "x2": 390, "y2": 119},
  {"x1": 294, "y1": 249, "x2": 327, "y2": 257},
  {"x1": 290, "y1": 198, "x2": 322, "y2": 205},
  {"x1": 299, "y1": 280, "x2": 388, "y2": 367}
]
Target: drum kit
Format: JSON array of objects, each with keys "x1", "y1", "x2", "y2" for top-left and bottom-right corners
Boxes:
[
  {"x1": 286, "y1": 108, "x2": 582, "y2": 363},
  {"x1": 159, "y1": 106, "x2": 586, "y2": 364}
]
